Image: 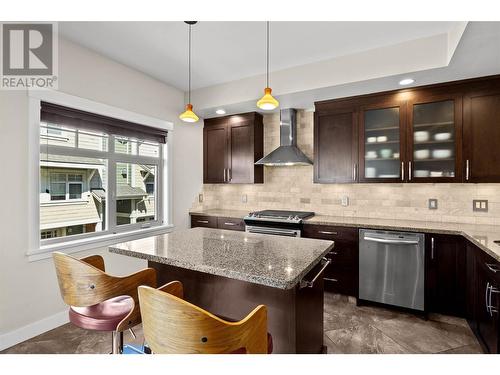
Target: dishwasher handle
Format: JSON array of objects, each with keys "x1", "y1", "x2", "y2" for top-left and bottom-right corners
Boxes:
[{"x1": 363, "y1": 235, "x2": 420, "y2": 245}]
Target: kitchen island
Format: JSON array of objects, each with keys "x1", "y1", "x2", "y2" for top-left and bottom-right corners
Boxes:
[{"x1": 109, "y1": 227, "x2": 334, "y2": 353}]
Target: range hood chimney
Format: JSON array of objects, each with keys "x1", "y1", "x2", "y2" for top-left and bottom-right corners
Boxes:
[{"x1": 255, "y1": 108, "x2": 313, "y2": 166}]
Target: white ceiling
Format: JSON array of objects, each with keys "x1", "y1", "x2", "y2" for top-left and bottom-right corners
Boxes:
[{"x1": 59, "y1": 21, "x2": 464, "y2": 91}]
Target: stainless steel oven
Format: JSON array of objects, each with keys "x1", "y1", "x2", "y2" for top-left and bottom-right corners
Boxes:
[
  {"x1": 245, "y1": 225, "x2": 301, "y2": 237},
  {"x1": 243, "y1": 210, "x2": 314, "y2": 238}
]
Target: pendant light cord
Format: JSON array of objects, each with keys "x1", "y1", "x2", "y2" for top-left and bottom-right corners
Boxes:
[
  {"x1": 188, "y1": 24, "x2": 192, "y2": 104},
  {"x1": 266, "y1": 21, "x2": 269, "y2": 88}
]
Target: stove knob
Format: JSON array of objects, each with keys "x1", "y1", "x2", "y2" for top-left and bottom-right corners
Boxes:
[
  {"x1": 288, "y1": 215, "x2": 294, "y2": 220},
  {"x1": 294, "y1": 215, "x2": 300, "y2": 220}
]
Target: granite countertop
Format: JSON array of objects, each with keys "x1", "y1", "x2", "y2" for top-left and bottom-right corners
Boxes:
[
  {"x1": 189, "y1": 209, "x2": 500, "y2": 262},
  {"x1": 307, "y1": 215, "x2": 500, "y2": 262},
  {"x1": 109, "y1": 227, "x2": 334, "y2": 290}
]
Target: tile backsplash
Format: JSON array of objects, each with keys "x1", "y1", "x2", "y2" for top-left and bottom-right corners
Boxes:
[{"x1": 192, "y1": 110, "x2": 500, "y2": 225}]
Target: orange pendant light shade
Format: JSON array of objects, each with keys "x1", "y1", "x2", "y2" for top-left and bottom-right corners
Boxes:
[
  {"x1": 179, "y1": 103, "x2": 199, "y2": 123},
  {"x1": 257, "y1": 87, "x2": 279, "y2": 110},
  {"x1": 256, "y1": 21, "x2": 279, "y2": 111},
  {"x1": 180, "y1": 21, "x2": 199, "y2": 123}
]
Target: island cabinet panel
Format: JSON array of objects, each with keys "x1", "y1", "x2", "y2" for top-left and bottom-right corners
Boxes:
[
  {"x1": 303, "y1": 224, "x2": 358, "y2": 296},
  {"x1": 467, "y1": 242, "x2": 500, "y2": 353},
  {"x1": 313, "y1": 110, "x2": 358, "y2": 183},
  {"x1": 190, "y1": 215, "x2": 217, "y2": 229},
  {"x1": 149, "y1": 261, "x2": 326, "y2": 354},
  {"x1": 463, "y1": 86, "x2": 500, "y2": 182},
  {"x1": 425, "y1": 234, "x2": 466, "y2": 317},
  {"x1": 204, "y1": 112, "x2": 263, "y2": 184}
]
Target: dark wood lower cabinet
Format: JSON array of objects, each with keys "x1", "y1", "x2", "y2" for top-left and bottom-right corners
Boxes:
[
  {"x1": 425, "y1": 234, "x2": 466, "y2": 317},
  {"x1": 190, "y1": 214, "x2": 244, "y2": 232},
  {"x1": 303, "y1": 224, "x2": 358, "y2": 297},
  {"x1": 468, "y1": 242, "x2": 500, "y2": 353}
]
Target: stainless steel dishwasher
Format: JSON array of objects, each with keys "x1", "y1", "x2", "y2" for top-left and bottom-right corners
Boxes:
[{"x1": 359, "y1": 229, "x2": 425, "y2": 311}]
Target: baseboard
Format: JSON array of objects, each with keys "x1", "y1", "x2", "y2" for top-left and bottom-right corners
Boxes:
[{"x1": 0, "y1": 310, "x2": 69, "y2": 351}]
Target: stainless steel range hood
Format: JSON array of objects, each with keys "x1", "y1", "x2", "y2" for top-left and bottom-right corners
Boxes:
[{"x1": 255, "y1": 108, "x2": 313, "y2": 166}]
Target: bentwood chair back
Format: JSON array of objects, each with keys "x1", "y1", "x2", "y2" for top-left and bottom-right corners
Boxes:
[
  {"x1": 52, "y1": 252, "x2": 156, "y2": 353},
  {"x1": 138, "y1": 281, "x2": 270, "y2": 354}
]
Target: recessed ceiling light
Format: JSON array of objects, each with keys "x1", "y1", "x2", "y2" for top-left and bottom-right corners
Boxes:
[
  {"x1": 215, "y1": 109, "x2": 226, "y2": 115},
  {"x1": 399, "y1": 78, "x2": 415, "y2": 86}
]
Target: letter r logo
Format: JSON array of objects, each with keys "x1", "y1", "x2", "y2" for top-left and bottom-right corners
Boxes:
[{"x1": 2, "y1": 23, "x2": 53, "y2": 76}]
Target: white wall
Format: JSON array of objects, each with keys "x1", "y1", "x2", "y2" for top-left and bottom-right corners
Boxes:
[{"x1": 0, "y1": 37, "x2": 203, "y2": 349}]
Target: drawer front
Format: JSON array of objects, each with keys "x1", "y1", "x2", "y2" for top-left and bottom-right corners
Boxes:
[
  {"x1": 303, "y1": 224, "x2": 358, "y2": 243},
  {"x1": 190, "y1": 215, "x2": 217, "y2": 228},
  {"x1": 324, "y1": 246, "x2": 356, "y2": 265},
  {"x1": 217, "y1": 217, "x2": 245, "y2": 231},
  {"x1": 324, "y1": 267, "x2": 357, "y2": 296}
]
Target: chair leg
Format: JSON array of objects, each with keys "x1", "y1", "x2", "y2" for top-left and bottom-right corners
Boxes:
[{"x1": 112, "y1": 331, "x2": 124, "y2": 354}]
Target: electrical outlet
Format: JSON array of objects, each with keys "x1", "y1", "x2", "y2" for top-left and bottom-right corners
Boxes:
[
  {"x1": 341, "y1": 196, "x2": 349, "y2": 207},
  {"x1": 428, "y1": 199, "x2": 438, "y2": 210},
  {"x1": 198, "y1": 194, "x2": 203, "y2": 203},
  {"x1": 241, "y1": 194, "x2": 247, "y2": 203},
  {"x1": 473, "y1": 199, "x2": 488, "y2": 212}
]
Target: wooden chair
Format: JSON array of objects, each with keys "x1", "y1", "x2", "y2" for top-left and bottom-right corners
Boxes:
[
  {"x1": 52, "y1": 252, "x2": 156, "y2": 353},
  {"x1": 138, "y1": 281, "x2": 272, "y2": 354}
]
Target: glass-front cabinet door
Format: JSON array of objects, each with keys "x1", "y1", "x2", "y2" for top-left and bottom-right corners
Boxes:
[
  {"x1": 359, "y1": 103, "x2": 406, "y2": 182},
  {"x1": 408, "y1": 96, "x2": 462, "y2": 182}
]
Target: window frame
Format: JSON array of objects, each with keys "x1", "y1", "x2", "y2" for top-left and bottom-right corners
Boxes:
[{"x1": 28, "y1": 90, "x2": 174, "y2": 260}]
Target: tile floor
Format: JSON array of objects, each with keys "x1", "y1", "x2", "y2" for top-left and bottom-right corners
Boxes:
[{"x1": 1, "y1": 292, "x2": 484, "y2": 354}]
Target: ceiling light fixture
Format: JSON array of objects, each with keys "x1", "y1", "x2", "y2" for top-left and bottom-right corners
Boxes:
[
  {"x1": 179, "y1": 21, "x2": 199, "y2": 123},
  {"x1": 399, "y1": 78, "x2": 415, "y2": 86},
  {"x1": 257, "y1": 21, "x2": 279, "y2": 111},
  {"x1": 215, "y1": 109, "x2": 226, "y2": 115}
]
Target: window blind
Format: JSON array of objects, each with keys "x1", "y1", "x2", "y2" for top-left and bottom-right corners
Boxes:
[{"x1": 40, "y1": 102, "x2": 168, "y2": 144}]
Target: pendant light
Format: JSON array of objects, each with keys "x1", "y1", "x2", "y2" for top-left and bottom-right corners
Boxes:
[
  {"x1": 179, "y1": 21, "x2": 199, "y2": 123},
  {"x1": 257, "y1": 21, "x2": 279, "y2": 111}
]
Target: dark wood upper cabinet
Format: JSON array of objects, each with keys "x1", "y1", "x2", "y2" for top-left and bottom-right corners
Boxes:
[
  {"x1": 314, "y1": 109, "x2": 358, "y2": 183},
  {"x1": 203, "y1": 112, "x2": 263, "y2": 184},
  {"x1": 407, "y1": 93, "x2": 463, "y2": 183},
  {"x1": 359, "y1": 101, "x2": 406, "y2": 183},
  {"x1": 463, "y1": 85, "x2": 500, "y2": 182},
  {"x1": 314, "y1": 74, "x2": 500, "y2": 184},
  {"x1": 203, "y1": 118, "x2": 227, "y2": 183}
]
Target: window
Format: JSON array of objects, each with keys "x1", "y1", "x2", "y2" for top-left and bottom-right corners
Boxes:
[
  {"x1": 39, "y1": 102, "x2": 167, "y2": 244},
  {"x1": 49, "y1": 173, "x2": 84, "y2": 201}
]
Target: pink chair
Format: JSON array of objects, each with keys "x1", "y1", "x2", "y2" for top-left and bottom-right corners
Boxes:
[{"x1": 53, "y1": 252, "x2": 156, "y2": 353}]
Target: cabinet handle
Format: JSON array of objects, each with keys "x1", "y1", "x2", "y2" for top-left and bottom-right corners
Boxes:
[
  {"x1": 466, "y1": 159, "x2": 470, "y2": 181},
  {"x1": 408, "y1": 161, "x2": 412, "y2": 181},
  {"x1": 486, "y1": 263, "x2": 500, "y2": 273},
  {"x1": 431, "y1": 237, "x2": 435, "y2": 260},
  {"x1": 486, "y1": 282, "x2": 491, "y2": 314},
  {"x1": 197, "y1": 220, "x2": 209, "y2": 224},
  {"x1": 352, "y1": 163, "x2": 357, "y2": 181},
  {"x1": 488, "y1": 284, "x2": 499, "y2": 316},
  {"x1": 318, "y1": 230, "x2": 338, "y2": 235},
  {"x1": 490, "y1": 286, "x2": 499, "y2": 315},
  {"x1": 223, "y1": 168, "x2": 226, "y2": 182},
  {"x1": 224, "y1": 222, "x2": 236, "y2": 226},
  {"x1": 324, "y1": 277, "x2": 338, "y2": 282},
  {"x1": 401, "y1": 161, "x2": 404, "y2": 181},
  {"x1": 229, "y1": 168, "x2": 232, "y2": 182}
]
